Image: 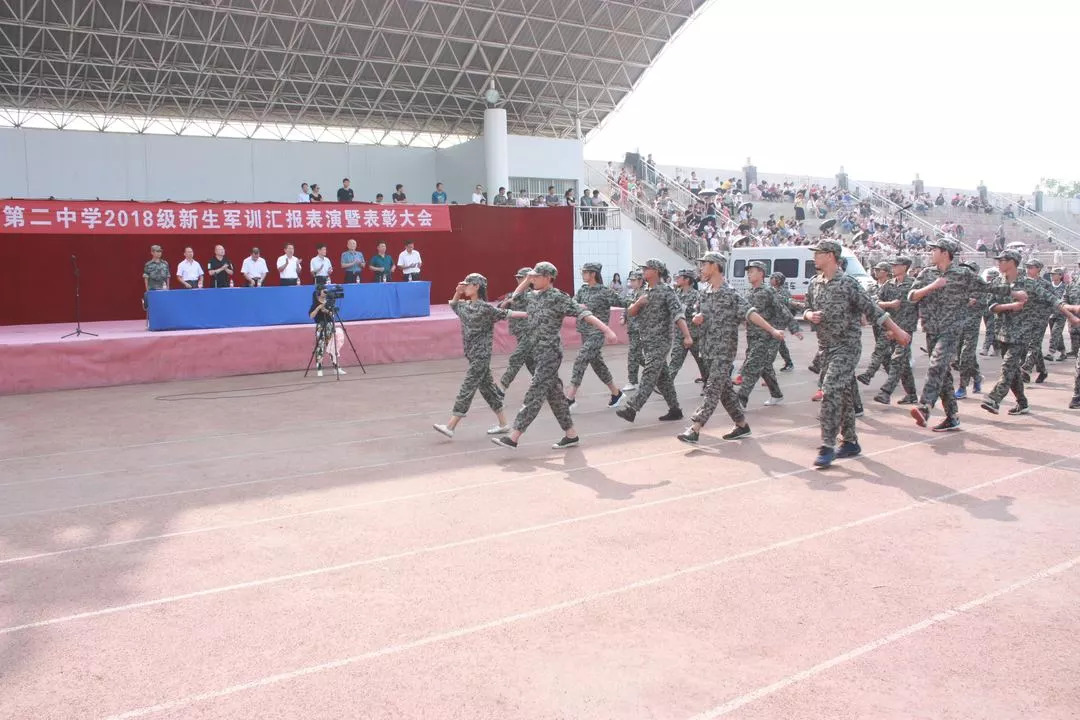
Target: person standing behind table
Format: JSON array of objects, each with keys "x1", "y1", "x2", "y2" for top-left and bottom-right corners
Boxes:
[
  {"x1": 276, "y1": 243, "x2": 302, "y2": 286},
  {"x1": 615, "y1": 258, "x2": 693, "y2": 424},
  {"x1": 142, "y1": 245, "x2": 169, "y2": 320},
  {"x1": 431, "y1": 183, "x2": 447, "y2": 204},
  {"x1": 309, "y1": 243, "x2": 333, "y2": 286},
  {"x1": 369, "y1": 241, "x2": 395, "y2": 282},
  {"x1": 397, "y1": 240, "x2": 422, "y2": 281},
  {"x1": 498, "y1": 267, "x2": 537, "y2": 392},
  {"x1": 337, "y1": 178, "x2": 354, "y2": 203},
  {"x1": 176, "y1": 246, "x2": 204, "y2": 289},
  {"x1": 206, "y1": 244, "x2": 234, "y2": 288},
  {"x1": 240, "y1": 247, "x2": 268, "y2": 287},
  {"x1": 340, "y1": 239, "x2": 365, "y2": 284}
]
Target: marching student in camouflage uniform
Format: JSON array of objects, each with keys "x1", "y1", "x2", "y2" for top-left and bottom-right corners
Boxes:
[
  {"x1": 1067, "y1": 266, "x2": 1080, "y2": 358},
  {"x1": 1019, "y1": 258, "x2": 1052, "y2": 382},
  {"x1": 770, "y1": 271, "x2": 799, "y2": 371},
  {"x1": 616, "y1": 258, "x2": 693, "y2": 423},
  {"x1": 907, "y1": 237, "x2": 1017, "y2": 431},
  {"x1": 677, "y1": 252, "x2": 786, "y2": 444},
  {"x1": 621, "y1": 270, "x2": 645, "y2": 390},
  {"x1": 979, "y1": 269, "x2": 1001, "y2": 356},
  {"x1": 856, "y1": 262, "x2": 895, "y2": 386},
  {"x1": 979, "y1": 251, "x2": 1037, "y2": 416},
  {"x1": 954, "y1": 261, "x2": 989, "y2": 399},
  {"x1": 566, "y1": 262, "x2": 626, "y2": 410},
  {"x1": 668, "y1": 269, "x2": 708, "y2": 383},
  {"x1": 1046, "y1": 267, "x2": 1068, "y2": 361},
  {"x1": 804, "y1": 240, "x2": 910, "y2": 468},
  {"x1": 434, "y1": 274, "x2": 526, "y2": 439},
  {"x1": 738, "y1": 261, "x2": 802, "y2": 407},
  {"x1": 492, "y1": 262, "x2": 618, "y2": 450},
  {"x1": 873, "y1": 256, "x2": 919, "y2": 405},
  {"x1": 498, "y1": 267, "x2": 536, "y2": 390}
]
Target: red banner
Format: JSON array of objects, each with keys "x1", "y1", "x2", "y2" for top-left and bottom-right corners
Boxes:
[{"x1": 0, "y1": 201, "x2": 451, "y2": 235}]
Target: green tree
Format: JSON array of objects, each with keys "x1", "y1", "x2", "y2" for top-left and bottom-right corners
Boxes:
[{"x1": 1040, "y1": 178, "x2": 1080, "y2": 197}]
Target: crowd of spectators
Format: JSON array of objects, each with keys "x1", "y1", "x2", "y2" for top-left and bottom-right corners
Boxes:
[{"x1": 292, "y1": 179, "x2": 580, "y2": 209}]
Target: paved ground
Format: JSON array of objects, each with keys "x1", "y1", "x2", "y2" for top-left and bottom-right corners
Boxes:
[{"x1": 2, "y1": 333, "x2": 1079, "y2": 719}]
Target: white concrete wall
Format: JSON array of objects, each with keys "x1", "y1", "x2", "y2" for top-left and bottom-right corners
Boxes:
[
  {"x1": 508, "y1": 135, "x2": 584, "y2": 192},
  {"x1": 434, "y1": 138, "x2": 486, "y2": 204}
]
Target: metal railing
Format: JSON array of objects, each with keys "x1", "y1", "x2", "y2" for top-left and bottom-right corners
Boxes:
[
  {"x1": 867, "y1": 189, "x2": 978, "y2": 253},
  {"x1": 573, "y1": 205, "x2": 621, "y2": 230},
  {"x1": 986, "y1": 191, "x2": 1080, "y2": 252},
  {"x1": 638, "y1": 159, "x2": 741, "y2": 236}
]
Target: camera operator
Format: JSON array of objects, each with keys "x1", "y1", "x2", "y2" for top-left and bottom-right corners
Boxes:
[{"x1": 309, "y1": 286, "x2": 344, "y2": 377}]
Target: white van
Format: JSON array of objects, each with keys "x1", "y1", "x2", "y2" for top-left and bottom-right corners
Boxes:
[{"x1": 726, "y1": 246, "x2": 874, "y2": 301}]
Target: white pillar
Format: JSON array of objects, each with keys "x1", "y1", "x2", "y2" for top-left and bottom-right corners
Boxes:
[{"x1": 484, "y1": 108, "x2": 509, "y2": 201}]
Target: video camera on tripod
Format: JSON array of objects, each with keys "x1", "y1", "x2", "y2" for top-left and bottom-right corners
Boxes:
[{"x1": 322, "y1": 283, "x2": 345, "y2": 310}]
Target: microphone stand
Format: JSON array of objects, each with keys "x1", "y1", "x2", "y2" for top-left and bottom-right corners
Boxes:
[{"x1": 61, "y1": 254, "x2": 98, "y2": 339}]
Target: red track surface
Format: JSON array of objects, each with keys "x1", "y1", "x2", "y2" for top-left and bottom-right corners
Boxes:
[{"x1": 2, "y1": 335, "x2": 1079, "y2": 719}]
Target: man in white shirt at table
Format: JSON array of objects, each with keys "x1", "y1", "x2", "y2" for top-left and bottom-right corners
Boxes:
[
  {"x1": 310, "y1": 243, "x2": 333, "y2": 285},
  {"x1": 277, "y1": 243, "x2": 302, "y2": 286},
  {"x1": 176, "y1": 246, "x2": 203, "y2": 289},
  {"x1": 241, "y1": 246, "x2": 268, "y2": 286},
  {"x1": 397, "y1": 240, "x2": 422, "y2": 281}
]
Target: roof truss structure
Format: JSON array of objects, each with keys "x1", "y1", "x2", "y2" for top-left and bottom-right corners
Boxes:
[{"x1": 0, "y1": 0, "x2": 706, "y2": 145}]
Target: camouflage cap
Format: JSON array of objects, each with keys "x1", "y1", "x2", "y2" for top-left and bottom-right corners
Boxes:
[
  {"x1": 515, "y1": 266, "x2": 533, "y2": 277},
  {"x1": 529, "y1": 261, "x2": 558, "y2": 278},
  {"x1": 891, "y1": 256, "x2": 913, "y2": 266},
  {"x1": 1025, "y1": 257, "x2": 1045, "y2": 269},
  {"x1": 696, "y1": 251, "x2": 726, "y2": 265},
  {"x1": 747, "y1": 260, "x2": 768, "y2": 272},
  {"x1": 985, "y1": 268, "x2": 1001, "y2": 277},
  {"x1": 675, "y1": 268, "x2": 697, "y2": 280},
  {"x1": 769, "y1": 271, "x2": 786, "y2": 281},
  {"x1": 150, "y1": 244, "x2": 163, "y2": 252},
  {"x1": 1051, "y1": 266, "x2": 1065, "y2": 275},
  {"x1": 994, "y1": 249, "x2": 1022, "y2": 264},
  {"x1": 582, "y1": 262, "x2": 603, "y2": 274},
  {"x1": 808, "y1": 239, "x2": 843, "y2": 257},
  {"x1": 634, "y1": 258, "x2": 668, "y2": 274},
  {"x1": 927, "y1": 237, "x2": 959, "y2": 254},
  {"x1": 461, "y1": 272, "x2": 487, "y2": 286},
  {"x1": 627, "y1": 269, "x2": 644, "y2": 280},
  {"x1": 959, "y1": 261, "x2": 979, "y2": 273},
  {"x1": 874, "y1": 261, "x2": 892, "y2": 271}
]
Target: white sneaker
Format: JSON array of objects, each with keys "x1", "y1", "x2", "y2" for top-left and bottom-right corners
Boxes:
[
  {"x1": 335, "y1": 366, "x2": 347, "y2": 375},
  {"x1": 316, "y1": 368, "x2": 324, "y2": 377},
  {"x1": 432, "y1": 424, "x2": 454, "y2": 438},
  {"x1": 621, "y1": 383, "x2": 638, "y2": 392},
  {"x1": 486, "y1": 425, "x2": 511, "y2": 435},
  {"x1": 764, "y1": 396, "x2": 783, "y2": 406}
]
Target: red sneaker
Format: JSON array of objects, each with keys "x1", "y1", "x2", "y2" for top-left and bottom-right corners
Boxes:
[
  {"x1": 811, "y1": 389, "x2": 824, "y2": 402},
  {"x1": 734, "y1": 375, "x2": 743, "y2": 385}
]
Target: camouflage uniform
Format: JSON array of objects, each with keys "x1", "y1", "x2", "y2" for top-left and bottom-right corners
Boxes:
[
  {"x1": 956, "y1": 290, "x2": 987, "y2": 389},
  {"x1": 806, "y1": 269, "x2": 888, "y2": 448},
  {"x1": 511, "y1": 285, "x2": 593, "y2": 433},
  {"x1": 625, "y1": 283, "x2": 644, "y2": 384},
  {"x1": 449, "y1": 297, "x2": 509, "y2": 417},
  {"x1": 738, "y1": 281, "x2": 797, "y2": 402},
  {"x1": 1067, "y1": 280, "x2": 1080, "y2": 356},
  {"x1": 1020, "y1": 264, "x2": 1053, "y2": 375},
  {"x1": 691, "y1": 284, "x2": 753, "y2": 427},
  {"x1": 981, "y1": 299, "x2": 998, "y2": 354},
  {"x1": 570, "y1": 282, "x2": 626, "y2": 387},
  {"x1": 984, "y1": 275, "x2": 1035, "y2": 408},
  {"x1": 1047, "y1": 275, "x2": 1067, "y2": 356},
  {"x1": 499, "y1": 289, "x2": 534, "y2": 388},
  {"x1": 668, "y1": 285, "x2": 707, "y2": 381},
  {"x1": 879, "y1": 273, "x2": 918, "y2": 400},
  {"x1": 626, "y1": 281, "x2": 684, "y2": 413},
  {"x1": 773, "y1": 281, "x2": 800, "y2": 367},
  {"x1": 142, "y1": 257, "x2": 170, "y2": 309},
  {"x1": 859, "y1": 267, "x2": 894, "y2": 381}
]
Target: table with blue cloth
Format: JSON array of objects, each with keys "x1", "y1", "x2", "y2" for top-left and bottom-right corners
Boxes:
[{"x1": 146, "y1": 282, "x2": 431, "y2": 331}]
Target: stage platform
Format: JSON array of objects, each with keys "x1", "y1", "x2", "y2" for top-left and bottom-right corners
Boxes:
[{"x1": 0, "y1": 305, "x2": 628, "y2": 395}]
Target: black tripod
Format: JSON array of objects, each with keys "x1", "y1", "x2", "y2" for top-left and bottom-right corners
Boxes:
[
  {"x1": 303, "y1": 305, "x2": 365, "y2": 379},
  {"x1": 62, "y1": 254, "x2": 97, "y2": 339}
]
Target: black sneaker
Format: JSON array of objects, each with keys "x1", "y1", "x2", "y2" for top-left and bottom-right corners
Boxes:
[
  {"x1": 780, "y1": 363, "x2": 794, "y2": 372},
  {"x1": 980, "y1": 399, "x2": 1000, "y2": 415},
  {"x1": 694, "y1": 377, "x2": 705, "y2": 383},
  {"x1": 722, "y1": 424, "x2": 751, "y2": 441},
  {"x1": 607, "y1": 391, "x2": 624, "y2": 408},
  {"x1": 836, "y1": 440, "x2": 861, "y2": 458},
  {"x1": 910, "y1": 405, "x2": 929, "y2": 427},
  {"x1": 659, "y1": 408, "x2": 684, "y2": 421},
  {"x1": 1007, "y1": 403, "x2": 1030, "y2": 416},
  {"x1": 932, "y1": 416, "x2": 961, "y2": 432},
  {"x1": 808, "y1": 364, "x2": 820, "y2": 374},
  {"x1": 616, "y1": 406, "x2": 637, "y2": 423},
  {"x1": 856, "y1": 373, "x2": 871, "y2": 386},
  {"x1": 1070, "y1": 397, "x2": 1080, "y2": 409},
  {"x1": 491, "y1": 436, "x2": 518, "y2": 449},
  {"x1": 551, "y1": 436, "x2": 580, "y2": 449},
  {"x1": 1056, "y1": 353, "x2": 1067, "y2": 362},
  {"x1": 567, "y1": 397, "x2": 576, "y2": 412},
  {"x1": 1044, "y1": 353, "x2": 1056, "y2": 361},
  {"x1": 1035, "y1": 372, "x2": 1048, "y2": 384},
  {"x1": 897, "y1": 395, "x2": 918, "y2": 405},
  {"x1": 676, "y1": 428, "x2": 700, "y2": 444},
  {"x1": 873, "y1": 391, "x2": 890, "y2": 405}
]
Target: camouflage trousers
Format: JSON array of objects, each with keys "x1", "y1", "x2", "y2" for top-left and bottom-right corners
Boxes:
[
  {"x1": 1048, "y1": 316, "x2": 1067, "y2": 355},
  {"x1": 1071, "y1": 325, "x2": 1080, "y2": 355},
  {"x1": 1074, "y1": 350, "x2": 1080, "y2": 398},
  {"x1": 986, "y1": 341, "x2": 1027, "y2": 406},
  {"x1": 627, "y1": 341, "x2": 679, "y2": 412},
  {"x1": 511, "y1": 348, "x2": 574, "y2": 434},
  {"x1": 452, "y1": 353, "x2": 504, "y2": 417},
  {"x1": 738, "y1": 336, "x2": 782, "y2": 401},
  {"x1": 819, "y1": 342, "x2": 862, "y2": 448},
  {"x1": 570, "y1": 331, "x2": 614, "y2": 387},
  {"x1": 956, "y1": 321, "x2": 982, "y2": 387},
  {"x1": 500, "y1": 334, "x2": 535, "y2": 389},
  {"x1": 919, "y1": 333, "x2": 960, "y2": 417},
  {"x1": 1021, "y1": 323, "x2": 1048, "y2": 374},
  {"x1": 627, "y1": 330, "x2": 643, "y2": 384},
  {"x1": 778, "y1": 339, "x2": 792, "y2": 366},
  {"x1": 879, "y1": 336, "x2": 917, "y2": 399},
  {"x1": 981, "y1": 314, "x2": 996, "y2": 352},
  {"x1": 861, "y1": 326, "x2": 893, "y2": 380},
  {"x1": 691, "y1": 356, "x2": 744, "y2": 427},
  {"x1": 668, "y1": 339, "x2": 707, "y2": 382}
]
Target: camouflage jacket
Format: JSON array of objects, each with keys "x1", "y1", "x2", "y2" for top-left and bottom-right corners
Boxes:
[
  {"x1": 773, "y1": 284, "x2": 803, "y2": 313},
  {"x1": 676, "y1": 287, "x2": 702, "y2": 338},
  {"x1": 1065, "y1": 281, "x2": 1080, "y2": 306},
  {"x1": 637, "y1": 282, "x2": 685, "y2": 345},
  {"x1": 143, "y1": 259, "x2": 170, "y2": 288},
  {"x1": 745, "y1": 283, "x2": 797, "y2": 340},
  {"x1": 696, "y1": 283, "x2": 755, "y2": 364},
  {"x1": 450, "y1": 300, "x2": 509, "y2": 359},
  {"x1": 880, "y1": 275, "x2": 918, "y2": 332},
  {"x1": 806, "y1": 271, "x2": 889, "y2": 347},
  {"x1": 574, "y1": 284, "x2": 626, "y2": 335},
  {"x1": 1016, "y1": 276, "x2": 1063, "y2": 339},
  {"x1": 518, "y1": 287, "x2": 593, "y2": 354},
  {"x1": 910, "y1": 263, "x2": 1009, "y2": 336},
  {"x1": 499, "y1": 292, "x2": 529, "y2": 337},
  {"x1": 626, "y1": 287, "x2": 644, "y2": 334}
]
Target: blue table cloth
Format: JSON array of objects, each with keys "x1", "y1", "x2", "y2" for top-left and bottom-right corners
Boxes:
[{"x1": 147, "y1": 282, "x2": 431, "y2": 331}]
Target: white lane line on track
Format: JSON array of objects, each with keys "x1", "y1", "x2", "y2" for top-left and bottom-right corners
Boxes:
[
  {"x1": 0, "y1": 381, "x2": 813, "y2": 520},
  {"x1": 0, "y1": 422, "x2": 1048, "y2": 635},
  {"x1": 685, "y1": 553, "x2": 1080, "y2": 719},
  {"x1": 99, "y1": 451, "x2": 1080, "y2": 720}
]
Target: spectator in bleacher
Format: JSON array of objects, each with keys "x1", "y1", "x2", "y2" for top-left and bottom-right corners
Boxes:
[
  {"x1": 176, "y1": 246, "x2": 204, "y2": 289},
  {"x1": 610, "y1": 273, "x2": 624, "y2": 294},
  {"x1": 563, "y1": 189, "x2": 575, "y2": 206},
  {"x1": 504, "y1": 190, "x2": 514, "y2": 205},
  {"x1": 374, "y1": 193, "x2": 384, "y2": 203},
  {"x1": 341, "y1": 238, "x2": 365, "y2": 283},
  {"x1": 431, "y1": 182, "x2": 447, "y2": 204},
  {"x1": 241, "y1": 247, "x2": 267, "y2": 287},
  {"x1": 472, "y1": 185, "x2": 486, "y2": 204},
  {"x1": 493, "y1": 187, "x2": 508, "y2": 206},
  {"x1": 309, "y1": 184, "x2": 323, "y2": 202},
  {"x1": 370, "y1": 241, "x2": 395, "y2": 282},
  {"x1": 397, "y1": 240, "x2": 422, "y2": 281},
  {"x1": 545, "y1": 186, "x2": 560, "y2": 206},
  {"x1": 392, "y1": 184, "x2": 407, "y2": 203},
  {"x1": 310, "y1": 244, "x2": 333, "y2": 285},
  {"x1": 206, "y1": 244, "x2": 234, "y2": 288},
  {"x1": 579, "y1": 189, "x2": 592, "y2": 227},
  {"x1": 515, "y1": 189, "x2": 530, "y2": 207},
  {"x1": 337, "y1": 178, "x2": 354, "y2": 202},
  {"x1": 277, "y1": 243, "x2": 302, "y2": 286},
  {"x1": 297, "y1": 183, "x2": 311, "y2": 203}
]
